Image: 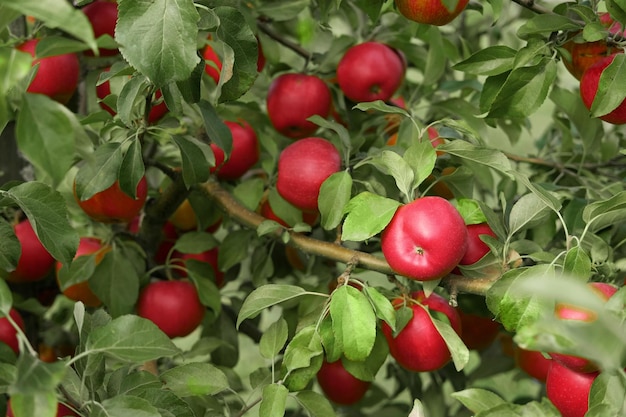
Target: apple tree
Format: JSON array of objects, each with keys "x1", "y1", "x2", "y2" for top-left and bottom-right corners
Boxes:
[{"x1": 0, "y1": 0, "x2": 625, "y2": 416}]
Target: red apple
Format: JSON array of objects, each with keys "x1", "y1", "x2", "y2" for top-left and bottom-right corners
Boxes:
[
  {"x1": 459, "y1": 222, "x2": 497, "y2": 266},
  {"x1": 276, "y1": 137, "x2": 342, "y2": 212},
  {"x1": 514, "y1": 346, "x2": 552, "y2": 382},
  {"x1": 546, "y1": 361, "x2": 599, "y2": 417},
  {"x1": 550, "y1": 282, "x2": 618, "y2": 373},
  {"x1": 336, "y1": 42, "x2": 405, "y2": 103},
  {"x1": 316, "y1": 359, "x2": 371, "y2": 405},
  {"x1": 457, "y1": 309, "x2": 500, "y2": 351},
  {"x1": 16, "y1": 39, "x2": 80, "y2": 104},
  {"x1": 381, "y1": 196, "x2": 468, "y2": 281},
  {"x1": 395, "y1": 0, "x2": 469, "y2": 26},
  {"x1": 82, "y1": 0, "x2": 119, "y2": 57},
  {"x1": 580, "y1": 53, "x2": 626, "y2": 125},
  {"x1": 210, "y1": 120, "x2": 260, "y2": 180},
  {"x1": 172, "y1": 247, "x2": 225, "y2": 288},
  {"x1": 0, "y1": 309, "x2": 25, "y2": 355},
  {"x1": 6, "y1": 219, "x2": 55, "y2": 283},
  {"x1": 259, "y1": 199, "x2": 318, "y2": 228},
  {"x1": 382, "y1": 291, "x2": 462, "y2": 372},
  {"x1": 203, "y1": 43, "x2": 222, "y2": 84},
  {"x1": 136, "y1": 280, "x2": 205, "y2": 338},
  {"x1": 74, "y1": 176, "x2": 148, "y2": 224},
  {"x1": 266, "y1": 73, "x2": 332, "y2": 139}
]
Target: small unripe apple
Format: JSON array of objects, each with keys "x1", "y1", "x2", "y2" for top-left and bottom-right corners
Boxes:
[
  {"x1": 276, "y1": 137, "x2": 341, "y2": 212},
  {"x1": 266, "y1": 73, "x2": 332, "y2": 139},
  {"x1": 336, "y1": 42, "x2": 405, "y2": 103},
  {"x1": 6, "y1": 219, "x2": 55, "y2": 283},
  {"x1": 395, "y1": 0, "x2": 469, "y2": 26},
  {"x1": 16, "y1": 39, "x2": 80, "y2": 104}
]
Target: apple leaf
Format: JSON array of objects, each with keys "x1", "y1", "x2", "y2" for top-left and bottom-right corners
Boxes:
[
  {"x1": 511, "y1": 171, "x2": 562, "y2": 212},
  {"x1": 340, "y1": 331, "x2": 389, "y2": 381},
  {"x1": 431, "y1": 313, "x2": 469, "y2": 371},
  {"x1": 237, "y1": 284, "x2": 314, "y2": 328},
  {"x1": 582, "y1": 190, "x2": 626, "y2": 232},
  {"x1": 90, "y1": 395, "x2": 161, "y2": 417},
  {"x1": 295, "y1": 390, "x2": 337, "y2": 417},
  {"x1": 282, "y1": 325, "x2": 324, "y2": 372},
  {"x1": 218, "y1": 229, "x2": 255, "y2": 271},
  {"x1": 606, "y1": 0, "x2": 626, "y2": 28},
  {"x1": 74, "y1": 142, "x2": 124, "y2": 201},
  {"x1": 563, "y1": 246, "x2": 592, "y2": 280},
  {"x1": 256, "y1": 0, "x2": 309, "y2": 21},
  {"x1": 451, "y1": 388, "x2": 507, "y2": 413},
  {"x1": 404, "y1": 140, "x2": 437, "y2": 192},
  {"x1": 4, "y1": 182, "x2": 78, "y2": 266},
  {"x1": 353, "y1": 100, "x2": 410, "y2": 117},
  {"x1": 86, "y1": 315, "x2": 180, "y2": 363},
  {"x1": 588, "y1": 371, "x2": 626, "y2": 416},
  {"x1": 319, "y1": 171, "x2": 352, "y2": 230},
  {"x1": 161, "y1": 363, "x2": 228, "y2": 397},
  {"x1": 1, "y1": 0, "x2": 96, "y2": 51},
  {"x1": 197, "y1": 100, "x2": 232, "y2": 156},
  {"x1": 0, "y1": 278, "x2": 12, "y2": 315},
  {"x1": 15, "y1": 94, "x2": 76, "y2": 187},
  {"x1": 172, "y1": 231, "x2": 219, "y2": 254},
  {"x1": 259, "y1": 318, "x2": 289, "y2": 360},
  {"x1": 6, "y1": 392, "x2": 58, "y2": 417},
  {"x1": 0, "y1": 219, "x2": 20, "y2": 275},
  {"x1": 172, "y1": 135, "x2": 213, "y2": 188},
  {"x1": 0, "y1": 48, "x2": 32, "y2": 94},
  {"x1": 330, "y1": 285, "x2": 377, "y2": 361},
  {"x1": 116, "y1": 0, "x2": 200, "y2": 87},
  {"x1": 341, "y1": 192, "x2": 401, "y2": 242},
  {"x1": 215, "y1": 7, "x2": 259, "y2": 102},
  {"x1": 438, "y1": 140, "x2": 512, "y2": 178},
  {"x1": 453, "y1": 45, "x2": 517, "y2": 76},
  {"x1": 591, "y1": 54, "x2": 626, "y2": 118},
  {"x1": 517, "y1": 14, "x2": 581, "y2": 38},
  {"x1": 11, "y1": 353, "x2": 66, "y2": 396},
  {"x1": 508, "y1": 192, "x2": 554, "y2": 237},
  {"x1": 364, "y1": 286, "x2": 396, "y2": 331},
  {"x1": 118, "y1": 139, "x2": 145, "y2": 199},
  {"x1": 358, "y1": 150, "x2": 414, "y2": 200},
  {"x1": 57, "y1": 255, "x2": 96, "y2": 290},
  {"x1": 259, "y1": 384, "x2": 288, "y2": 417},
  {"x1": 136, "y1": 389, "x2": 196, "y2": 417},
  {"x1": 89, "y1": 249, "x2": 140, "y2": 317}
]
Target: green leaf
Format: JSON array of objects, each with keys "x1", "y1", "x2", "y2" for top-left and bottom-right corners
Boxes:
[
  {"x1": 408, "y1": 399, "x2": 426, "y2": 417},
  {"x1": 359, "y1": 150, "x2": 414, "y2": 200},
  {"x1": 172, "y1": 231, "x2": 218, "y2": 254},
  {"x1": 451, "y1": 388, "x2": 507, "y2": 413},
  {"x1": 319, "y1": 171, "x2": 352, "y2": 230},
  {"x1": 588, "y1": 371, "x2": 626, "y2": 414},
  {"x1": 0, "y1": 279, "x2": 12, "y2": 315},
  {"x1": 364, "y1": 286, "x2": 396, "y2": 331},
  {"x1": 0, "y1": 219, "x2": 20, "y2": 274},
  {"x1": 485, "y1": 59, "x2": 557, "y2": 118},
  {"x1": 172, "y1": 135, "x2": 212, "y2": 188},
  {"x1": 233, "y1": 177, "x2": 265, "y2": 212},
  {"x1": 5, "y1": 182, "x2": 78, "y2": 266},
  {"x1": 118, "y1": 140, "x2": 145, "y2": 199},
  {"x1": 453, "y1": 46, "x2": 517, "y2": 76},
  {"x1": 10, "y1": 354, "x2": 66, "y2": 395},
  {"x1": 237, "y1": 284, "x2": 311, "y2": 328},
  {"x1": 197, "y1": 100, "x2": 232, "y2": 156},
  {"x1": 511, "y1": 171, "x2": 562, "y2": 213},
  {"x1": 582, "y1": 190, "x2": 626, "y2": 232},
  {"x1": 259, "y1": 384, "x2": 288, "y2": 417},
  {"x1": 215, "y1": 7, "x2": 259, "y2": 102},
  {"x1": 74, "y1": 142, "x2": 124, "y2": 201},
  {"x1": 86, "y1": 315, "x2": 180, "y2": 362},
  {"x1": 295, "y1": 390, "x2": 337, "y2": 417},
  {"x1": 116, "y1": 0, "x2": 200, "y2": 87},
  {"x1": 592, "y1": 54, "x2": 626, "y2": 118},
  {"x1": 517, "y1": 14, "x2": 581, "y2": 38},
  {"x1": 0, "y1": 48, "x2": 32, "y2": 94},
  {"x1": 282, "y1": 325, "x2": 323, "y2": 372},
  {"x1": 136, "y1": 388, "x2": 196, "y2": 417},
  {"x1": 330, "y1": 285, "x2": 377, "y2": 362},
  {"x1": 508, "y1": 192, "x2": 554, "y2": 237},
  {"x1": 424, "y1": 26, "x2": 447, "y2": 86},
  {"x1": 160, "y1": 363, "x2": 228, "y2": 397},
  {"x1": 456, "y1": 199, "x2": 488, "y2": 225},
  {"x1": 1, "y1": 0, "x2": 96, "y2": 51},
  {"x1": 307, "y1": 115, "x2": 352, "y2": 152},
  {"x1": 15, "y1": 94, "x2": 76, "y2": 186},
  {"x1": 341, "y1": 192, "x2": 401, "y2": 242},
  {"x1": 91, "y1": 395, "x2": 161, "y2": 417},
  {"x1": 260, "y1": 318, "x2": 289, "y2": 360},
  {"x1": 607, "y1": 0, "x2": 626, "y2": 25},
  {"x1": 563, "y1": 246, "x2": 592, "y2": 280},
  {"x1": 404, "y1": 140, "x2": 437, "y2": 191},
  {"x1": 438, "y1": 140, "x2": 512, "y2": 178},
  {"x1": 6, "y1": 392, "x2": 58, "y2": 417},
  {"x1": 256, "y1": 0, "x2": 309, "y2": 21},
  {"x1": 90, "y1": 249, "x2": 139, "y2": 317},
  {"x1": 431, "y1": 313, "x2": 469, "y2": 371},
  {"x1": 353, "y1": 100, "x2": 410, "y2": 117},
  {"x1": 218, "y1": 229, "x2": 254, "y2": 271}
]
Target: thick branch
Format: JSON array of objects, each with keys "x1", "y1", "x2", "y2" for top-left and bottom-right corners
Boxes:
[{"x1": 200, "y1": 181, "x2": 497, "y2": 296}]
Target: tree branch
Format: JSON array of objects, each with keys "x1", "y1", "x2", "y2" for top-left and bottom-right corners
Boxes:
[
  {"x1": 511, "y1": 0, "x2": 554, "y2": 15},
  {"x1": 256, "y1": 19, "x2": 312, "y2": 62},
  {"x1": 200, "y1": 180, "x2": 497, "y2": 296}
]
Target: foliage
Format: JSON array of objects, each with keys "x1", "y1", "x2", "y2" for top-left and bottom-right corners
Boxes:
[{"x1": 0, "y1": 0, "x2": 625, "y2": 416}]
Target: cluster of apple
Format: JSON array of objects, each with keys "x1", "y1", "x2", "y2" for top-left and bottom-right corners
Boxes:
[{"x1": 561, "y1": 12, "x2": 626, "y2": 124}]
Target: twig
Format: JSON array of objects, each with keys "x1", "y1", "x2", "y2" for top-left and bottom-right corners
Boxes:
[
  {"x1": 256, "y1": 19, "x2": 312, "y2": 62},
  {"x1": 511, "y1": 0, "x2": 554, "y2": 15}
]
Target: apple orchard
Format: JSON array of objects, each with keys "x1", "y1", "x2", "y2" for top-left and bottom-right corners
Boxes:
[{"x1": 0, "y1": 0, "x2": 626, "y2": 416}]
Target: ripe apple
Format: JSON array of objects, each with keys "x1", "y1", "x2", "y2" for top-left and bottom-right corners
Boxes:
[
  {"x1": 580, "y1": 54, "x2": 626, "y2": 125},
  {"x1": 456, "y1": 308, "x2": 500, "y2": 351},
  {"x1": 395, "y1": 0, "x2": 469, "y2": 26},
  {"x1": 549, "y1": 282, "x2": 618, "y2": 373},
  {"x1": 74, "y1": 176, "x2": 148, "y2": 223},
  {"x1": 82, "y1": 0, "x2": 119, "y2": 57},
  {"x1": 561, "y1": 13, "x2": 624, "y2": 80},
  {"x1": 171, "y1": 247, "x2": 225, "y2": 288},
  {"x1": 316, "y1": 358, "x2": 371, "y2": 405},
  {"x1": 382, "y1": 291, "x2": 462, "y2": 372},
  {"x1": 55, "y1": 237, "x2": 110, "y2": 307},
  {"x1": 16, "y1": 39, "x2": 80, "y2": 104},
  {"x1": 381, "y1": 196, "x2": 468, "y2": 281},
  {"x1": 7, "y1": 398, "x2": 78, "y2": 417},
  {"x1": 514, "y1": 345, "x2": 552, "y2": 382},
  {"x1": 276, "y1": 137, "x2": 342, "y2": 212},
  {"x1": 210, "y1": 120, "x2": 260, "y2": 180},
  {"x1": 136, "y1": 280, "x2": 205, "y2": 338},
  {"x1": 256, "y1": 37, "x2": 266, "y2": 72},
  {"x1": 266, "y1": 73, "x2": 332, "y2": 139},
  {"x1": 6, "y1": 219, "x2": 55, "y2": 283},
  {"x1": 203, "y1": 43, "x2": 222, "y2": 84},
  {"x1": 0, "y1": 308, "x2": 25, "y2": 355},
  {"x1": 459, "y1": 222, "x2": 497, "y2": 266},
  {"x1": 153, "y1": 221, "x2": 179, "y2": 265},
  {"x1": 96, "y1": 68, "x2": 168, "y2": 123},
  {"x1": 337, "y1": 42, "x2": 405, "y2": 103},
  {"x1": 546, "y1": 360, "x2": 599, "y2": 417}
]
